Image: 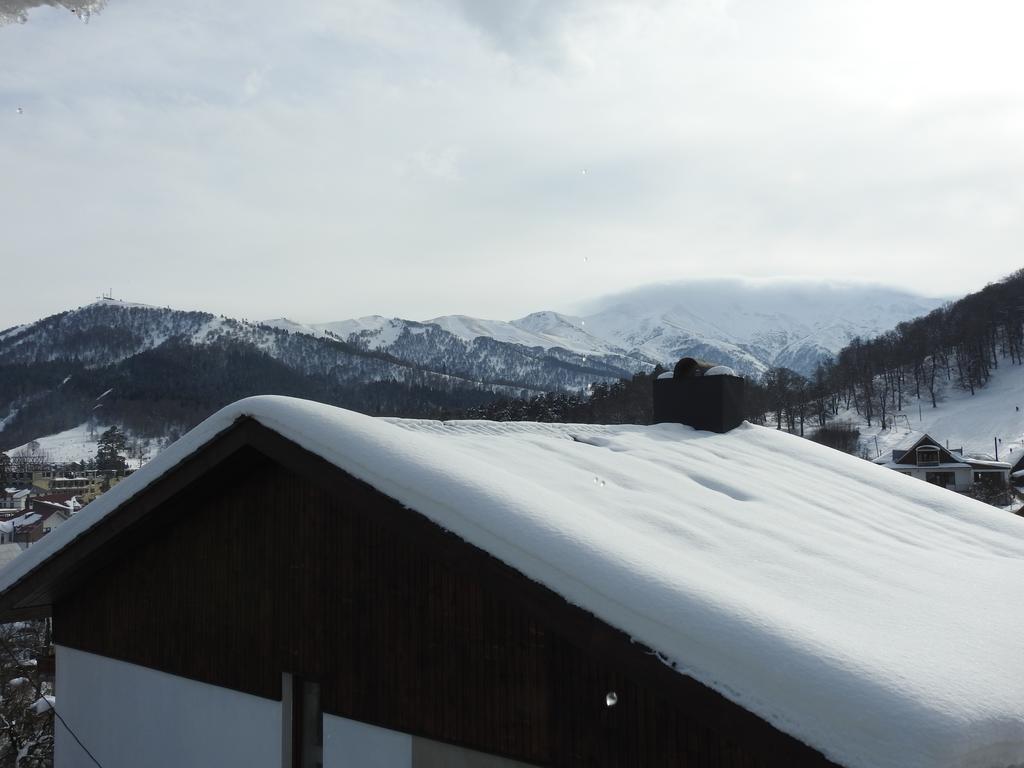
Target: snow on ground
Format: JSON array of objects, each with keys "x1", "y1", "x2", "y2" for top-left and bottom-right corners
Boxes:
[
  {"x1": 7, "y1": 423, "x2": 156, "y2": 468},
  {"x1": 319, "y1": 316, "x2": 412, "y2": 349},
  {"x1": 265, "y1": 311, "x2": 632, "y2": 356},
  {"x1": 4, "y1": 396, "x2": 1024, "y2": 768},
  {"x1": 0, "y1": 323, "x2": 27, "y2": 342},
  {"x1": 29, "y1": 696, "x2": 54, "y2": 715},
  {"x1": 849, "y1": 360, "x2": 1024, "y2": 462},
  {"x1": 432, "y1": 311, "x2": 626, "y2": 356},
  {"x1": 0, "y1": 406, "x2": 19, "y2": 432}
]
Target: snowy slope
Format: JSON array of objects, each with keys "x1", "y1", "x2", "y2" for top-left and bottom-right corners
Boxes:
[
  {"x1": 268, "y1": 312, "x2": 636, "y2": 358},
  {"x1": 4, "y1": 396, "x2": 1024, "y2": 768},
  {"x1": 851, "y1": 361, "x2": 1024, "y2": 461},
  {"x1": 7, "y1": 423, "x2": 157, "y2": 468},
  {"x1": 426, "y1": 312, "x2": 625, "y2": 356},
  {"x1": 1, "y1": 299, "x2": 659, "y2": 457}
]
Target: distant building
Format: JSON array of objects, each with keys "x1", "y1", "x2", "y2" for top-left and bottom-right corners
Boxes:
[
  {"x1": 6, "y1": 469, "x2": 124, "y2": 503},
  {"x1": 0, "y1": 507, "x2": 69, "y2": 547},
  {"x1": 1010, "y1": 452, "x2": 1024, "y2": 487},
  {"x1": 877, "y1": 432, "x2": 1010, "y2": 491},
  {"x1": 0, "y1": 488, "x2": 31, "y2": 511},
  {"x1": 28, "y1": 493, "x2": 83, "y2": 516}
]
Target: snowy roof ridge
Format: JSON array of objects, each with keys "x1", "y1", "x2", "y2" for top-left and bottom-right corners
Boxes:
[{"x1": 2, "y1": 396, "x2": 1024, "y2": 768}]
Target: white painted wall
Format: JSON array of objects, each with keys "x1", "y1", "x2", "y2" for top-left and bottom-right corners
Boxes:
[
  {"x1": 55, "y1": 645, "x2": 281, "y2": 768},
  {"x1": 323, "y1": 713, "x2": 412, "y2": 768},
  {"x1": 900, "y1": 466, "x2": 974, "y2": 491}
]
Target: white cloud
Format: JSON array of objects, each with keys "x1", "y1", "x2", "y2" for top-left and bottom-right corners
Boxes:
[{"x1": 0, "y1": 0, "x2": 1022, "y2": 329}]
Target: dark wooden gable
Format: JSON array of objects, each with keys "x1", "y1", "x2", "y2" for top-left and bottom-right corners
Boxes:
[
  {"x1": 893, "y1": 433, "x2": 960, "y2": 466},
  {"x1": 1010, "y1": 451, "x2": 1024, "y2": 475},
  {"x1": 3, "y1": 418, "x2": 839, "y2": 768}
]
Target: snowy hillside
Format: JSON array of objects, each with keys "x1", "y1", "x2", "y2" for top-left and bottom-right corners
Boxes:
[
  {"x1": 296, "y1": 280, "x2": 942, "y2": 378},
  {"x1": 0, "y1": 298, "x2": 646, "y2": 454},
  {"x1": 0, "y1": 282, "x2": 944, "y2": 459},
  {"x1": 8, "y1": 422, "x2": 159, "y2": 468},
  {"x1": 266, "y1": 311, "x2": 639, "y2": 360},
  {"x1": 849, "y1": 360, "x2": 1024, "y2": 461}
]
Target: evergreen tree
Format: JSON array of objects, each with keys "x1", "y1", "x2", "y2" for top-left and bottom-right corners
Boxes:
[
  {"x1": 96, "y1": 426, "x2": 128, "y2": 474},
  {"x1": 0, "y1": 453, "x2": 9, "y2": 488}
]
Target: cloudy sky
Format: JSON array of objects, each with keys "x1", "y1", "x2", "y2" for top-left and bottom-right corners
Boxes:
[{"x1": 1, "y1": 0, "x2": 1023, "y2": 328}]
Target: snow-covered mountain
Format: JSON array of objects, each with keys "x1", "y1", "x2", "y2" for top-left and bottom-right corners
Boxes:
[
  {"x1": 281, "y1": 280, "x2": 944, "y2": 379},
  {"x1": 575, "y1": 280, "x2": 945, "y2": 376},
  {"x1": 0, "y1": 298, "x2": 645, "y2": 451},
  {"x1": 0, "y1": 281, "x2": 942, "y2": 454}
]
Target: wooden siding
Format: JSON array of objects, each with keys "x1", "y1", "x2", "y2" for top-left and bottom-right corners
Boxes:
[{"x1": 53, "y1": 429, "x2": 839, "y2": 768}]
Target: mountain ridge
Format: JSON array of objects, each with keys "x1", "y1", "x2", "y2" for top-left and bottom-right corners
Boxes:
[
  {"x1": 0, "y1": 281, "x2": 943, "y2": 453},
  {"x1": 273, "y1": 279, "x2": 944, "y2": 378}
]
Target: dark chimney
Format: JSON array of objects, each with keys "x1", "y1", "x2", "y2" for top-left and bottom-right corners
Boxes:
[{"x1": 653, "y1": 357, "x2": 745, "y2": 433}]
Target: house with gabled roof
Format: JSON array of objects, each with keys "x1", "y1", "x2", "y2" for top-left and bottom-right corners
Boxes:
[
  {"x1": 0, "y1": 370, "x2": 1022, "y2": 768},
  {"x1": 878, "y1": 432, "x2": 1010, "y2": 491},
  {"x1": 1009, "y1": 451, "x2": 1024, "y2": 486},
  {"x1": 1, "y1": 487, "x2": 31, "y2": 512}
]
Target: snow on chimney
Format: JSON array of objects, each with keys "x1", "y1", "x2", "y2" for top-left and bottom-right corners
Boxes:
[{"x1": 652, "y1": 357, "x2": 745, "y2": 433}]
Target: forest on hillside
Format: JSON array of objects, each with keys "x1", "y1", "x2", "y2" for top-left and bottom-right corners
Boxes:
[
  {"x1": 457, "y1": 269, "x2": 1024, "y2": 450},
  {"x1": 0, "y1": 339, "x2": 501, "y2": 451}
]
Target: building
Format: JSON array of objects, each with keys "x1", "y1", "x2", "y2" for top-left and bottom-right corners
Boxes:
[
  {"x1": 0, "y1": 384, "x2": 1022, "y2": 768},
  {"x1": 0, "y1": 511, "x2": 41, "y2": 546},
  {"x1": 0, "y1": 488, "x2": 31, "y2": 511},
  {"x1": 28, "y1": 493, "x2": 83, "y2": 517},
  {"x1": 1009, "y1": 451, "x2": 1024, "y2": 486},
  {"x1": 27, "y1": 472, "x2": 111, "y2": 503},
  {"x1": 877, "y1": 432, "x2": 1011, "y2": 490},
  {"x1": 0, "y1": 507, "x2": 69, "y2": 547},
  {"x1": 5, "y1": 469, "x2": 124, "y2": 504}
]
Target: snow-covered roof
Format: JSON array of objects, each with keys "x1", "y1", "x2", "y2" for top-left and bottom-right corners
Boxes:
[
  {"x1": 2, "y1": 396, "x2": 1024, "y2": 768},
  {"x1": 965, "y1": 452, "x2": 998, "y2": 462},
  {"x1": 0, "y1": 544, "x2": 23, "y2": 569},
  {"x1": 952, "y1": 454, "x2": 1011, "y2": 470},
  {"x1": 31, "y1": 500, "x2": 76, "y2": 514},
  {"x1": 0, "y1": 513, "x2": 41, "y2": 533}
]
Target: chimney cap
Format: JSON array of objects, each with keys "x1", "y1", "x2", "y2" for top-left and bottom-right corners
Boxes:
[
  {"x1": 705, "y1": 365, "x2": 739, "y2": 377},
  {"x1": 672, "y1": 357, "x2": 717, "y2": 378}
]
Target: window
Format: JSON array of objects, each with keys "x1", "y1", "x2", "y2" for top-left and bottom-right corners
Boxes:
[
  {"x1": 916, "y1": 447, "x2": 940, "y2": 466},
  {"x1": 974, "y1": 472, "x2": 1005, "y2": 488},
  {"x1": 925, "y1": 472, "x2": 953, "y2": 488}
]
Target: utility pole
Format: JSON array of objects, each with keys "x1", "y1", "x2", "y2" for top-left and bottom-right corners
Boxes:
[{"x1": 995, "y1": 437, "x2": 999, "y2": 462}]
